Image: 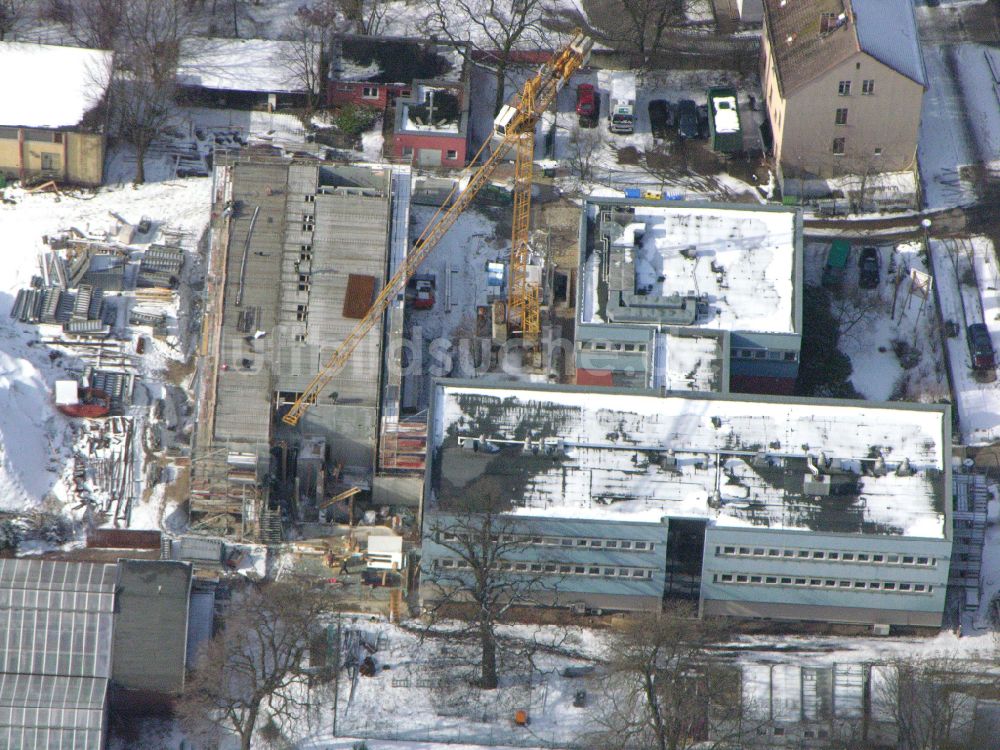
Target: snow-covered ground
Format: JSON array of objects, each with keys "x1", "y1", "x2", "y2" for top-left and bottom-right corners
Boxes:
[
  {"x1": 0, "y1": 178, "x2": 211, "y2": 522},
  {"x1": 953, "y1": 44, "x2": 1000, "y2": 172},
  {"x1": 928, "y1": 236, "x2": 1000, "y2": 444},
  {"x1": 805, "y1": 241, "x2": 948, "y2": 403},
  {"x1": 917, "y1": 46, "x2": 978, "y2": 209}
]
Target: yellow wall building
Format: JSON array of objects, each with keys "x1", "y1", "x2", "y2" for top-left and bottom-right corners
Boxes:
[{"x1": 0, "y1": 42, "x2": 113, "y2": 187}]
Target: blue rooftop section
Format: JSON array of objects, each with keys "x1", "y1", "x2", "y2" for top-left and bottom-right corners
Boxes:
[{"x1": 852, "y1": 0, "x2": 926, "y2": 87}]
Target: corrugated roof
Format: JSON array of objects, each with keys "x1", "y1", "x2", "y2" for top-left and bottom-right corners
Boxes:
[
  {"x1": 853, "y1": 0, "x2": 926, "y2": 87},
  {"x1": 0, "y1": 560, "x2": 115, "y2": 678},
  {"x1": 0, "y1": 674, "x2": 106, "y2": 750}
]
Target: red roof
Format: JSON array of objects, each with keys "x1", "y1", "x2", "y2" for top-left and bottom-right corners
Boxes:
[{"x1": 575, "y1": 368, "x2": 614, "y2": 386}]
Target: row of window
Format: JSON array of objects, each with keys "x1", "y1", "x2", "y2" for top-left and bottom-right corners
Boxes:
[
  {"x1": 400, "y1": 147, "x2": 460, "y2": 160},
  {"x1": 0, "y1": 127, "x2": 63, "y2": 143},
  {"x1": 714, "y1": 545, "x2": 935, "y2": 567},
  {"x1": 440, "y1": 530, "x2": 655, "y2": 552},
  {"x1": 831, "y1": 137, "x2": 882, "y2": 157},
  {"x1": 713, "y1": 572, "x2": 933, "y2": 594},
  {"x1": 837, "y1": 79, "x2": 875, "y2": 96},
  {"x1": 578, "y1": 340, "x2": 648, "y2": 353},
  {"x1": 333, "y1": 83, "x2": 383, "y2": 98},
  {"x1": 436, "y1": 557, "x2": 656, "y2": 580},
  {"x1": 732, "y1": 348, "x2": 799, "y2": 363}
]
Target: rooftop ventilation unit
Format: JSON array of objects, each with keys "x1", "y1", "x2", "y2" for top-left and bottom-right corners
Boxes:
[{"x1": 803, "y1": 473, "x2": 832, "y2": 496}]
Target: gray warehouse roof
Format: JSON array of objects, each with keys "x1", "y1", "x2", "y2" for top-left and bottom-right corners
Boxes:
[
  {"x1": 429, "y1": 382, "x2": 949, "y2": 539},
  {"x1": 0, "y1": 559, "x2": 115, "y2": 677},
  {"x1": 0, "y1": 674, "x2": 106, "y2": 750},
  {"x1": 111, "y1": 560, "x2": 192, "y2": 695},
  {"x1": 0, "y1": 559, "x2": 115, "y2": 750}
]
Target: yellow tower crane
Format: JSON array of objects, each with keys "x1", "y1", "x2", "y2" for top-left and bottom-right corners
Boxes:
[{"x1": 282, "y1": 30, "x2": 592, "y2": 427}]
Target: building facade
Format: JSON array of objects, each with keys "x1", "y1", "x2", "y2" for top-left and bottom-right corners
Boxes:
[
  {"x1": 0, "y1": 42, "x2": 111, "y2": 186},
  {"x1": 576, "y1": 198, "x2": 803, "y2": 395},
  {"x1": 760, "y1": 0, "x2": 925, "y2": 202},
  {"x1": 421, "y1": 381, "x2": 953, "y2": 627}
]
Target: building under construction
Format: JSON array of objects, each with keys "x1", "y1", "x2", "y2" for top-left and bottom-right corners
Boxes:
[{"x1": 191, "y1": 154, "x2": 418, "y2": 539}]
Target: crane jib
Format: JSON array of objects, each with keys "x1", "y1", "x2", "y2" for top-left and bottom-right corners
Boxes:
[{"x1": 281, "y1": 30, "x2": 591, "y2": 427}]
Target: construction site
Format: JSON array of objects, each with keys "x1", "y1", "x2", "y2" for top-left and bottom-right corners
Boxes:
[
  {"x1": 190, "y1": 154, "x2": 421, "y2": 542},
  {"x1": 182, "y1": 34, "x2": 595, "y2": 607}
]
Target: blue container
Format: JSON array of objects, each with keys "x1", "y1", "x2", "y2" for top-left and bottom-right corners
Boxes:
[{"x1": 624, "y1": 188, "x2": 641, "y2": 199}]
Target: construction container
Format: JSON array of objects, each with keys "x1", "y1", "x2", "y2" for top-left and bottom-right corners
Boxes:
[{"x1": 707, "y1": 87, "x2": 743, "y2": 154}]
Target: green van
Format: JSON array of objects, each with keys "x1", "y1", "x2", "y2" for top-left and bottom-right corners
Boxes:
[{"x1": 822, "y1": 239, "x2": 850, "y2": 290}]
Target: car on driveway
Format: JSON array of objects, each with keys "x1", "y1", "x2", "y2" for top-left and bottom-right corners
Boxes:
[
  {"x1": 858, "y1": 246, "x2": 880, "y2": 288},
  {"x1": 967, "y1": 323, "x2": 996, "y2": 370},
  {"x1": 648, "y1": 99, "x2": 672, "y2": 138},
  {"x1": 575, "y1": 83, "x2": 598, "y2": 125},
  {"x1": 677, "y1": 99, "x2": 699, "y2": 140}
]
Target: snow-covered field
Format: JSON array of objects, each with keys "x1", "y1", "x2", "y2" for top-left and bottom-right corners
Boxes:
[{"x1": 0, "y1": 178, "x2": 210, "y2": 521}]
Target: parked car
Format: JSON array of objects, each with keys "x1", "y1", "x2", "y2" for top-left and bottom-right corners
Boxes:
[
  {"x1": 677, "y1": 99, "x2": 699, "y2": 140},
  {"x1": 575, "y1": 83, "x2": 598, "y2": 124},
  {"x1": 858, "y1": 246, "x2": 880, "y2": 288},
  {"x1": 648, "y1": 99, "x2": 671, "y2": 138},
  {"x1": 967, "y1": 323, "x2": 996, "y2": 370},
  {"x1": 696, "y1": 103, "x2": 710, "y2": 138}
]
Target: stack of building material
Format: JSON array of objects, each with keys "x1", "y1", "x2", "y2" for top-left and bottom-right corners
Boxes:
[{"x1": 137, "y1": 244, "x2": 184, "y2": 289}]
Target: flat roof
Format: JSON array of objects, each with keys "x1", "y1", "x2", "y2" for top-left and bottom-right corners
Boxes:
[
  {"x1": 657, "y1": 330, "x2": 725, "y2": 391},
  {"x1": 428, "y1": 382, "x2": 949, "y2": 539},
  {"x1": 580, "y1": 200, "x2": 800, "y2": 335},
  {"x1": 0, "y1": 42, "x2": 112, "y2": 129}
]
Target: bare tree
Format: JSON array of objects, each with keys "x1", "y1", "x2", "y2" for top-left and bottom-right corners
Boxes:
[
  {"x1": 279, "y1": 14, "x2": 323, "y2": 114},
  {"x1": 340, "y1": 0, "x2": 388, "y2": 35},
  {"x1": 871, "y1": 656, "x2": 984, "y2": 750},
  {"x1": 424, "y1": 0, "x2": 550, "y2": 116},
  {"x1": 593, "y1": 0, "x2": 709, "y2": 70},
  {"x1": 586, "y1": 604, "x2": 747, "y2": 750},
  {"x1": 422, "y1": 495, "x2": 561, "y2": 690},
  {"x1": 100, "y1": 0, "x2": 197, "y2": 184},
  {"x1": 0, "y1": 0, "x2": 30, "y2": 40},
  {"x1": 177, "y1": 581, "x2": 335, "y2": 750},
  {"x1": 566, "y1": 122, "x2": 603, "y2": 184}
]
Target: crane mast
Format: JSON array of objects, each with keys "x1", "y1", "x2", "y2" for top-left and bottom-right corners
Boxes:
[{"x1": 281, "y1": 30, "x2": 592, "y2": 427}]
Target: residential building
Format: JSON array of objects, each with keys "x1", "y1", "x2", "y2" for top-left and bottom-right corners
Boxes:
[
  {"x1": 577, "y1": 198, "x2": 802, "y2": 395},
  {"x1": 421, "y1": 381, "x2": 953, "y2": 627},
  {"x1": 760, "y1": 0, "x2": 925, "y2": 203},
  {"x1": 191, "y1": 156, "x2": 413, "y2": 538},
  {"x1": 392, "y1": 82, "x2": 470, "y2": 168},
  {"x1": 327, "y1": 35, "x2": 471, "y2": 167},
  {"x1": 0, "y1": 559, "x2": 116, "y2": 749},
  {"x1": 328, "y1": 35, "x2": 465, "y2": 111},
  {"x1": 0, "y1": 42, "x2": 113, "y2": 186},
  {"x1": 177, "y1": 38, "x2": 322, "y2": 110}
]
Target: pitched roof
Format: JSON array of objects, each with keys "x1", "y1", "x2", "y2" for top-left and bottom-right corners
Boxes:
[
  {"x1": 853, "y1": 0, "x2": 926, "y2": 87},
  {"x1": 178, "y1": 38, "x2": 321, "y2": 94},
  {"x1": 0, "y1": 42, "x2": 112, "y2": 129},
  {"x1": 764, "y1": 0, "x2": 924, "y2": 96}
]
